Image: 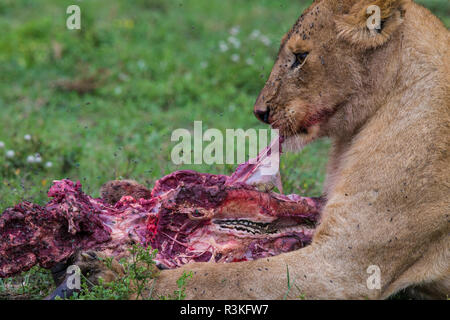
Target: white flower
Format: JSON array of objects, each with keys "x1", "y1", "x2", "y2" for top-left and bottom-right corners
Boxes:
[
  {"x1": 246, "y1": 58, "x2": 255, "y2": 65},
  {"x1": 219, "y1": 41, "x2": 229, "y2": 52},
  {"x1": 231, "y1": 54, "x2": 240, "y2": 62},
  {"x1": 34, "y1": 153, "x2": 42, "y2": 163},
  {"x1": 229, "y1": 26, "x2": 240, "y2": 36},
  {"x1": 227, "y1": 36, "x2": 241, "y2": 49},
  {"x1": 260, "y1": 35, "x2": 271, "y2": 46},
  {"x1": 200, "y1": 61, "x2": 208, "y2": 69},
  {"x1": 249, "y1": 29, "x2": 261, "y2": 40},
  {"x1": 27, "y1": 155, "x2": 36, "y2": 163},
  {"x1": 27, "y1": 153, "x2": 42, "y2": 164},
  {"x1": 24, "y1": 134, "x2": 31, "y2": 141},
  {"x1": 0, "y1": 141, "x2": 4, "y2": 148},
  {"x1": 5, "y1": 150, "x2": 14, "y2": 158},
  {"x1": 114, "y1": 87, "x2": 122, "y2": 95},
  {"x1": 45, "y1": 161, "x2": 53, "y2": 168}
]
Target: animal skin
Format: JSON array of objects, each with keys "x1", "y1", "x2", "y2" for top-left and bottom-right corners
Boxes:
[{"x1": 142, "y1": 0, "x2": 449, "y2": 299}]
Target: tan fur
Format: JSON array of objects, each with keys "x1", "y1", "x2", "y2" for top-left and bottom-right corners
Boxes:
[{"x1": 148, "y1": 0, "x2": 449, "y2": 299}]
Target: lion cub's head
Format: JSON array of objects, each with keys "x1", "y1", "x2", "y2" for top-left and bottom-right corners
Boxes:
[{"x1": 254, "y1": 0, "x2": 407, "y2": 150}]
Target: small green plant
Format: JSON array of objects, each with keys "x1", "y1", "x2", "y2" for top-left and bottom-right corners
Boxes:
[
  {"x1": 283, "y1": 264, "x2": 292, "y2": 300},
  {"x1": 0, "y1": 266, "x2": 54, "y2": 300},
  {"x1": 123, "y1": 243, "x2": 160, "y2": 299},
  {"x1": 70, "y1": 244, "x2": 158, "y2": 300},
  {"x1": 68, "y1": 244, "x2": 192, "y2": 300},
  {"x1": 296, "y1": 289, "x2": 307, "y2": 300}
]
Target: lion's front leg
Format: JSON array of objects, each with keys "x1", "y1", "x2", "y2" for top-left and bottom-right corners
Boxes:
[
  {"x1": 150, "y1": 243, "x2": 363, "y2": 300},
  {"x1": 151, "y1": 195, "x2": 443, "y2": 300}
]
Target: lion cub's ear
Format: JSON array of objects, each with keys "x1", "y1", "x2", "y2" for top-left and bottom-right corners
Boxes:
[{"x1": 335, "y1": 0, "x2": 406, "y2": 49}]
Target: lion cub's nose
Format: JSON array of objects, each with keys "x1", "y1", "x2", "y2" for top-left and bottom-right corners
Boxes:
[{"x1": 254, "y1": 107, "x2": 270, "y2": 124}]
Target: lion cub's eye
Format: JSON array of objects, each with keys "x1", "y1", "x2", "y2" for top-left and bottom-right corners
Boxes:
[{"x1": 291, "y1": 52, "x2": 309, "y2": 69}]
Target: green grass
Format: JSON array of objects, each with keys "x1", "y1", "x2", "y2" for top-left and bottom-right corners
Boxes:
[
  {"x1": 0, "y1": 0, "x2": 448, "y2": 300},
  {"x1": 62, "y1": 244, "x2": 192, "y2": 300}
]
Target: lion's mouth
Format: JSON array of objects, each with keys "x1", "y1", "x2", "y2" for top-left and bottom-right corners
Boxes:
[
  {"x1": 272, "y1": 104, "x2": 340, "y2": 140},
  {"x1": 272, "y1": 107, "x2": 341, "y2": 151}
]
